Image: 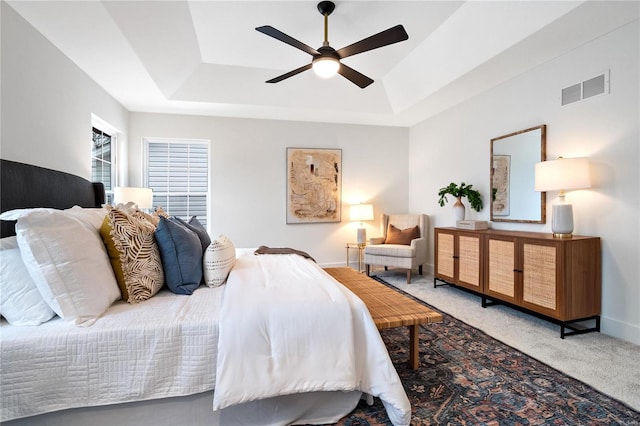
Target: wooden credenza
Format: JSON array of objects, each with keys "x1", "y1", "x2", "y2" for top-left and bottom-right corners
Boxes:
[{"x1": 434, "y1": 227, "x2": 601, "y2": 338}]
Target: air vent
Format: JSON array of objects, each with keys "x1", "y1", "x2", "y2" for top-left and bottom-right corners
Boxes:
[
  {"x1": 561, "y1": 84, "x2": 581, "y2": 105},
  {"x1": 561, "y1": 70, "x2": 609, "y2": 106}
]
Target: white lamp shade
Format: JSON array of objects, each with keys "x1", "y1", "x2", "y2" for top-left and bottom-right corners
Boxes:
[
  {"x1": 113, "y1": 187, "x2": 153, "y2": 209},
  {"x1": 534, "y1": 157, "x2": 590, "y2": 238},
  {"x1": 534, "y1": 157, "x2": 591, "y2": 192},
  {"x1": 349, "y1": 204, "x2": 374, "y2": 222}
]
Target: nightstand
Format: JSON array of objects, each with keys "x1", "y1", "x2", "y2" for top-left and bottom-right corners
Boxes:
[{"x1": 346, "y1": 242, "x2": 366, "y2": 272}]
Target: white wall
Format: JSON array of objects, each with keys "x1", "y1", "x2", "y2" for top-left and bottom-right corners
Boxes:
[
  {"x1": 0, "y1": 2, "x2": 128, "y2": 180},
  {"x1": 128, "y1": 113, "x2": 409, "y2": 266},
  {"x1": 409, "y1": 21, "x2": 640, "y2": 344}
]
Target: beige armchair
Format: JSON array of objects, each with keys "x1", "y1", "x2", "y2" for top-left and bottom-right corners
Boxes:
[{"x1": 364, "y1": 214, "x2": 428, "y2": 283}]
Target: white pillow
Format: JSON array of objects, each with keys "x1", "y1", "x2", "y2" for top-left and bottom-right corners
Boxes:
[
  {"x1": 0, "y1": 237, "x2": 55, "y2": 325},
  {"x1": 203, "y1": 235, "x2": 236, "y2": 287},
  {"x1": 64, "y1": 206, "x2": 108, "y2": 230},
  {"x1": 0, "y1": 206, "x2": 107, "y2": 230},
  {"x1": 16, "y1": 210, "x2": 121, "y2": 326},
  {"x1": 0, "y1": 208, "x2": 51, "y2": 221}
]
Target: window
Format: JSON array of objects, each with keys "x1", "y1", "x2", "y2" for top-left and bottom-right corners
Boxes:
[
  {"x1": 91, "y1": 116, "x2": 117, "y2": 204},
  {"x1": 144, "y1": 138, "x2": 209, "y2": 227}
]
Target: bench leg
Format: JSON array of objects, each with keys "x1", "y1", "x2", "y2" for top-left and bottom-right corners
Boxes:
[{"x1": 409, "y1": 324, "x2": 419, "y2": 370}]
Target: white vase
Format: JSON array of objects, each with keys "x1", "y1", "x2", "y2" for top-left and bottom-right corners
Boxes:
[{"x1": 453, "y1": 197, "x2": 465, "y2": 222}]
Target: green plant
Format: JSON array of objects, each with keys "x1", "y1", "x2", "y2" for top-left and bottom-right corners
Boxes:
[{"x1": 438, "y1": 182, "x2": 483, "y2": 212}]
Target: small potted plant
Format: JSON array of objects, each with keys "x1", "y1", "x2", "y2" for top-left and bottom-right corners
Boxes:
[{"x1": 438, "y1": 182, "x2": 483, "y2": 221}]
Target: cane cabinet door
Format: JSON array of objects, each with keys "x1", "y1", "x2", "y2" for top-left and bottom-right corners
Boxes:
[
  {"x1": 521, "y1": 240, "x2": 559, "y2": 318},
  {"x1": 485, "y1": 235, "x2": 518, "y2": 305},
  {"x1": 434, "y1": 228, "x2": 483, "y2": 292},
  {"x1": 434, "y1": 229, "x2": 455, "y2": 283},
  {"x1": 457, "y1": 233, "x2": 482, "y2": 291}
]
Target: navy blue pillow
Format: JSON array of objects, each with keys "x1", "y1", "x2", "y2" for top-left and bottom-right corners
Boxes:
[
  {"x1": 155, "y1": 216, "x2": 203, "y2": 295},
  {"x1": 172, "y1": 216, "x2": 211, "y2": 253}
]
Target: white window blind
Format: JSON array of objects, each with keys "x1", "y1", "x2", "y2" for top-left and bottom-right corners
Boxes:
[{"x1": 144, "y1": 138, "x2": 209, "y2": 227}]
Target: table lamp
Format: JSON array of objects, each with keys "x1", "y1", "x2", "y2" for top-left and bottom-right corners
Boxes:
[
  {"x1": 534, "y1": 157, "x2": 591, "y2": 238},
  {"x1": 350, "y1": 203, "x2": 374, "y2": 245},
  {"x1": 113, "y1": 187, "x2": 154, "y2": 210}
]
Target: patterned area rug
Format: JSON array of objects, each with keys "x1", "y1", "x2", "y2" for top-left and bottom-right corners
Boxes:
[{"x1": 336, "y1": 276, "x2": 640, "y2": 426}]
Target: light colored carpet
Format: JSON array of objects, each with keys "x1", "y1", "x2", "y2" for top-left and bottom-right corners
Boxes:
[{"x1": 371, "y1": 268, "x2": 640, "y2": 411}]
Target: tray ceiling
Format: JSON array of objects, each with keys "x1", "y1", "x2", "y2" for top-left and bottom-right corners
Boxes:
[{"x1": 7, "y1": 1, "x2": 638, "y2": 126}]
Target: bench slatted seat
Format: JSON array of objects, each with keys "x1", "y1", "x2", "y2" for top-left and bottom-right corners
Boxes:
[{"x1": 325, "y1": 267, "x2": 443, "y2": 370}]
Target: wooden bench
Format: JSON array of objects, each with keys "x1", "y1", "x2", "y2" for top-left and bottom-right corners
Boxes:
[{"x1": 324, "y1": 267, "x2": 443, "y2": 370}]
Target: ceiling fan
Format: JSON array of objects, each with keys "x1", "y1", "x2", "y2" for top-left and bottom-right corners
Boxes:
[{"x1": 256, "y1": 1, "x2": 408, "y2": 89}]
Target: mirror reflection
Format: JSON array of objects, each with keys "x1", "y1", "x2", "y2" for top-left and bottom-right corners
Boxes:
[{"x1": 490, "y1": 125, "x2": 546, "y2": 223}]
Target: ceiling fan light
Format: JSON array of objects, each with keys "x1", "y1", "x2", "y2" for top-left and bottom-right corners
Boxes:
[{"x1": 312, "y1": 57, "x2": 339, "y2": 78}]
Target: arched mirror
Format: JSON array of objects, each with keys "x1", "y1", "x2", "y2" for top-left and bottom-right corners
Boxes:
[{"x1": 490, "y1": 125, "x2": 546, "y2": 223}]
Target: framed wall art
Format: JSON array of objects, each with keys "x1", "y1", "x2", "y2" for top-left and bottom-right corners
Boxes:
[{"x1": 286, "y1": 148, "x2": 342, "y2": 224}]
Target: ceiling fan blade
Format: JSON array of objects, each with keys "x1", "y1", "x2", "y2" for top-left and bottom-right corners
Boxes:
[
  {"x1": 256, "y1": 26, "x2": 320, "y2": 56},
  {"x1": 337, "y1": 63, "x2": 374, "y2": 89},
  {"x1": 336, "y1": 25, "x2": 408, "y2": 59},
  {"x1": 266, "y1": 63, "x2": 313, "y2": 84}
]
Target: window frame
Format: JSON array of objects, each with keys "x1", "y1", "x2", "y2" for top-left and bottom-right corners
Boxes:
[{"x1": 91, "y1": 114, "x2": 119, "y2": 204}]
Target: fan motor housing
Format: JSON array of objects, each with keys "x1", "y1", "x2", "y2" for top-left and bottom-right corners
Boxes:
[
  {"x1": 314, "y1": 45, "x2": 340, "y2": 61},
  {"x1": 317, "y1": 1, "x2": 335, "y2": 16}
]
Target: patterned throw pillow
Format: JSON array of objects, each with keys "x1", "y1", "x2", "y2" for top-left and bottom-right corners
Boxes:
[
  {"x1": 384, "y1": 224, "x2": 420, "y2": 245},
  {"x1": 203, "y1": 235, "x2": 236, "y2": 287},
  {"x1": 100, "y1": 206, "x2": 164, "y2": 303},
  {"x1": 133, "y1": 206, "x2": 169, "y2": 227}
]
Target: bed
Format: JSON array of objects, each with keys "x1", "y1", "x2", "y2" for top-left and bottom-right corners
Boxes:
[{"x1": 0, "y1": 159, "x2": 411, "y2": 425}]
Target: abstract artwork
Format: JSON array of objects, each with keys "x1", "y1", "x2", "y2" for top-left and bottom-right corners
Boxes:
[{"x1": 287, "y1": 148, "x2": 342, "y2": 223}]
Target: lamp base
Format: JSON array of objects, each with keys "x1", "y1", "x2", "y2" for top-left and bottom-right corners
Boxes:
[
  {"x1": 553, "y1": 232, "x2": 573, "y2": 239},
  {"x1": 552, "y1": 203, "x2": 574, "y2": 238},
  {"x1": 356, "y1": 228, "x2": 367, "y2": 245}
]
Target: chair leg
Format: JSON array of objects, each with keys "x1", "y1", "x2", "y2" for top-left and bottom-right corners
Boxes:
[
  {"x1": 365, "y1": 264, "x2": 370, "y2": 276},
  {"x1": 419, "y1": 265, "x2": 423, "y2": 275},
  {"x1": 407, "y1": 270, "x2": 412, "y2": 284}
]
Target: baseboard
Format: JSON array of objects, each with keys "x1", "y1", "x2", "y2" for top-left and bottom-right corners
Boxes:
[
  {"x1": 319, "y1": 261, "x2": 349, "y2": 268},
  {"x1": 601, "y1": 315, "x2": 640, "y2": 346},
  {"x1": 424, "y1": 263, "x2": 434, "y2": 275}
]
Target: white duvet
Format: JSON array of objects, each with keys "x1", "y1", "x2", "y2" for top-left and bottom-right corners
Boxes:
[
  {"x1": 213, "y1": 250, "x2": 411, "y2": 425},
  {"x1": 0, "y1": 286, "x2": 224, "y2": 422}
]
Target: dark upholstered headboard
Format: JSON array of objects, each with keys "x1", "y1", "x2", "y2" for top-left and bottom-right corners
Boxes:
[{"x1": 0, "y1": 159, "x2": 105, "y2": 237}]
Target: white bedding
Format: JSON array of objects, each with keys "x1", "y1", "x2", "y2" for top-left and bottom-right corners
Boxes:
[
  {"x1": 0, "y1": 286, "x2": 224, "y2": 422},
  {"x1": 2, "y1": 249, "x2": 411, "y2": 425},
  {"x1": 213, "y1": 250, "x2": 411, "y2": 425}
]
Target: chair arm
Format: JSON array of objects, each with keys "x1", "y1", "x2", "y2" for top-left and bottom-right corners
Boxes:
[
  {"x1": 368, "y1": 236, "x2": 385, "y2": 245},
  {"x1": 411, "y1": 237, "x2": 427, "y2": 262}
]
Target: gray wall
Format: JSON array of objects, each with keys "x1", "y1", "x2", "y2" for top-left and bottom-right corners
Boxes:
[{"x1": 1, "y1": 2, "x2": 128, "y2": 181}]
